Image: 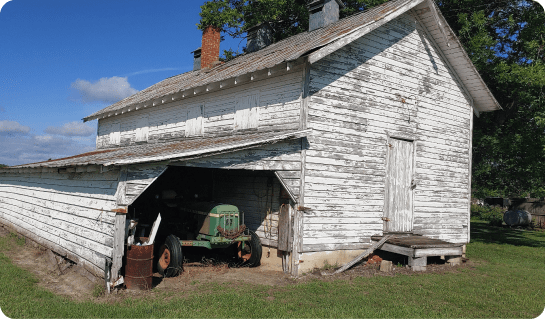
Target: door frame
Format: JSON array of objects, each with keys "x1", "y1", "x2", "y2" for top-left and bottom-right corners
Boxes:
[{"x1": 383, "y1": 131, "x2": 418, "y2": 233}]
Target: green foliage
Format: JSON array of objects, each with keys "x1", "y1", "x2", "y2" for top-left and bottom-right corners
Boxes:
[
  {"x1": 471, "y1": 204, "x2": 505, "y2": 226},
  {"x1": 440, "y1": 0, "x2": 545, "y2": 198},
  {"x1": 0, "y1": 164, "x2": 7, "y2": 168}
]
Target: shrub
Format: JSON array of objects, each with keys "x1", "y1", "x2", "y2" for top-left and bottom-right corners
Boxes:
[{"x1": 471, "y1": 204, "x2": 505, "y2": 226}]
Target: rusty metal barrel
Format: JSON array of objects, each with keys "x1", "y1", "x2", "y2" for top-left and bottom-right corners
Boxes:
[{"x1": 125, "y1": 238, "x2": 154, "y2": 290}]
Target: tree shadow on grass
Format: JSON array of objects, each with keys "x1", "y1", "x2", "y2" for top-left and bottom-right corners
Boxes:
[{"x1": 470, "y1": 221, "x2": 545, "y2": 247}]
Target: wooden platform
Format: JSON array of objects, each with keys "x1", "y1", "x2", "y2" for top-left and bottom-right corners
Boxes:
[{"x1": 371, "y1": 235, "x2": 464, "y2": 271}]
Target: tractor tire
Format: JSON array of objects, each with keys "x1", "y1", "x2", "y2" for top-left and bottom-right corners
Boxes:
[
  {"x1": 238, "y1": 230, "x2": 262, "y2": 267},
  {"x1": 157, "y1": 234, "x2": 183, "y2": 277}
]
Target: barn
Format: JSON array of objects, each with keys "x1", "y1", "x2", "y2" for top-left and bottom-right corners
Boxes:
[{"x1": 0, "y1": 0, "x2": 500, "y2": 283}]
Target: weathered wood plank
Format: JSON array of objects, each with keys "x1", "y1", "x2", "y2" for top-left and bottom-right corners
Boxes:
[
  {"x1": 0, "y1": 194, "x2": 115, "y2": 234},
  {"x1": 0, "y1": 185, "x2": 117, "y2": 213}
]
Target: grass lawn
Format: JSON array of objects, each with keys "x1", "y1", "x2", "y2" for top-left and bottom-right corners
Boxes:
[{"x1": 0, "y1": 220, "x2": 544, "y2": 318}]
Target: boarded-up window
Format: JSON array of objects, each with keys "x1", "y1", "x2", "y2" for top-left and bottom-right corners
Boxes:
[
  {"x1": 234, "y1": 94, "x2": 259, "y2": 130},
  {"x1": 135, "y1": 115, "x2": 149, "y2": 142},
  {"x1": 109, "y1": 122, "x2": 120, "y2": 145},
  {"x1": 186, "y1": 105, "x2": 204, "y2": 136}
]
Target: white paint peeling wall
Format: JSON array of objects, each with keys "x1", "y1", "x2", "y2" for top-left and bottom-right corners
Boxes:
[
  {"x1": 303, "y1": 12, "x2": 472, "y2": 253},
  {"x1": 0, "y1": 170, "x2": 120, "y2": 276},
  {"x1": 96, "y1": 69, "x2": 304, "y2": 149}
]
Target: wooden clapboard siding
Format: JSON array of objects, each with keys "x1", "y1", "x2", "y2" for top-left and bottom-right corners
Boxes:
[
  {"x1": 302, "y1": 12, "x2": 472, "y2": 252},
  {"x1": 123, "y1": 164, "x2": 168, "y2": 205},
  {"x1": 96, "y1": 68, "x2": 303, "y2": 149},
  {"x1": 0, "y1": 170, "x2": 121, "y2": 276},
  {"x1": 184, "y1": 139, "x2": 302, "y2": 197}
]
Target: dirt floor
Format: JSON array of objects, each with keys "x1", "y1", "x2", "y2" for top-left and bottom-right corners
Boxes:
[{"x1": 0, "y1": 225, "x2": 474, "y2": 302}]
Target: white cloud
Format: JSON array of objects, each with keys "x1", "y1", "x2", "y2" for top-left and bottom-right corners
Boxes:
[
  {"x1": 0, "y1": 120, "x2": 30, "y2": 135},
  {"x1": 45, "y1": 121, "x2": 95, "y2": 137},
  {"x1": 71, "y1": 76, "x2": 138, "y2": 103},
  {"x1": 0, "y1": 134, "x2": 95, "y2": 166}
]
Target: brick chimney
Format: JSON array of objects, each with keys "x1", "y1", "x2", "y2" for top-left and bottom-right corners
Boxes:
[{"x1": 200, "y1": 25, "x2": 221, "y2": 70}]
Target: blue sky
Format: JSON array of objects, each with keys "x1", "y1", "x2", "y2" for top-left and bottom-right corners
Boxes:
[{"x1": 0, "y1": 0, "x2": 246, "y2": 166}]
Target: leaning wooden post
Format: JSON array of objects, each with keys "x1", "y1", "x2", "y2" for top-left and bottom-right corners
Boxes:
[{"x1": 333, "y1": 235, "x2": 393, "y2": 274}]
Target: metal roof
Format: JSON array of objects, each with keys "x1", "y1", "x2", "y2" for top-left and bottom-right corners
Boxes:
[
  {"x1": 6, "y1": 130, "x2": 310, "y2": 170},
  {"x1": 83, "y1": 0, "x2": 499, "y2": 122}
]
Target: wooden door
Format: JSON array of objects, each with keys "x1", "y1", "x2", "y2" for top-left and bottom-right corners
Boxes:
[{"x1": 384, "y1": 138, "x2": 414, "y2": 233}]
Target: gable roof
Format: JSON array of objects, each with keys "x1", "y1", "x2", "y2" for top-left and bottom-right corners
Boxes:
[{"x1": 83, "y1": 0, "x2": 500, "y2": 122}]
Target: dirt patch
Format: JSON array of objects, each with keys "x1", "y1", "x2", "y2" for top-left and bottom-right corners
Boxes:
[
  {"x1": 0, "y1": 226, "x2": 100, "y2": 301},
  {"x1": 0, "y1": 225, "x2": 475, "y2": 302}
]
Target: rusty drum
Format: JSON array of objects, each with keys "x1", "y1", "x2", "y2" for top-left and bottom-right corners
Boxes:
[{"x1": 125, "y1": 238, "x2": 154, "y2": 290}]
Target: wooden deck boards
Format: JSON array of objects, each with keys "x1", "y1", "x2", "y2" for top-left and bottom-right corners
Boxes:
[{"x1": 371, "y1": 235, "x2": 463, "y2": 249}]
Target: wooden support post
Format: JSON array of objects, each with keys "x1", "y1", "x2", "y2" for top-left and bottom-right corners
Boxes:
[
  {"x1": 111, "y1": 213, "x2": 126, "y2": 282},
  {"x1": 408, "y1": 256, "x2": 427, "y2": 271}
]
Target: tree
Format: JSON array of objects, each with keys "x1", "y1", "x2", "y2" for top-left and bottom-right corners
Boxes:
[
  {"x1": 439, "y1": 0, "x2": 545, "y2": 197},
  {"x1": 198, "y1": 0, "x2": 390, "y2": 58},
  {"x1": 199, "y1": 0, "x2": 545, "y2": 197}
]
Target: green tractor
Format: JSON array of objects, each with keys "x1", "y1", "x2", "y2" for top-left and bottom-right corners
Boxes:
[{"x1": 156, "y1": 202, "x2": 262, "y2": 277}]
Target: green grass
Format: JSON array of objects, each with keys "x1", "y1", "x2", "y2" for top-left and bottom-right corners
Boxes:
[{"x1": 1, "y1": 221, "x2": 544, "y2": 318}]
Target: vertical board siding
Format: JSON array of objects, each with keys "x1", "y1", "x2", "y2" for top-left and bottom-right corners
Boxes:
[
  {"x1": 213, "y1": 171, "x2": 287, "y2": 247},
  {"x1": 96, "y1": 69, "x2": 303, "y2": 149},
  {"x1": 0, "y1": 171, "x2": 120, "y2": 276},
  {"x1": 384, "y1": 139, "x2": 414, "y2": 232},
  {"x1": 303, "y1": 12, "x2": 471, "y2": 252}
]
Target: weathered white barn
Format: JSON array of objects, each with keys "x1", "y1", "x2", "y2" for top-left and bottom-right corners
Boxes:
[{"x1": 0, "y1": 0, "x2": 500, "y2": 281}]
